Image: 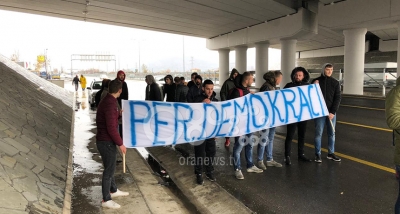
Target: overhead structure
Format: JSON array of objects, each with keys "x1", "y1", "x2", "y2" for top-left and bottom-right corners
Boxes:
[{"x1": 2, "y1": 0, "x2": 400, "y2": 93}]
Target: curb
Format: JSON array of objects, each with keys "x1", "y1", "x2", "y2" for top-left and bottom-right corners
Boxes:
[
  {"x1": 62, "y1": 95, "x2": 75, "y2": 214},
  {"x1": 147, "y1": 146, "x2": 253, "y2": 214},
  {"x1": 122, "y1": 148, "x2": 188, "y2": 214}
]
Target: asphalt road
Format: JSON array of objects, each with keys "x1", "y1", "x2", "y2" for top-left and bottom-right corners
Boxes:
[{"x1": 176, "y1": 89, "x2": 397, "y2": 214}]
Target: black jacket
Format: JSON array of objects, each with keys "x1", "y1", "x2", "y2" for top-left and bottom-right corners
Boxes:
[
  {"x1": 194, "y1": 91, "x2": 218, "y2": 103},
  {"x1": 283, "y1": 68, "x2": 310, "y2": 89},
  {"x1": 186, "y1": 84, "x2": 203, "y2": 103},
  {"x1": 187, "y1": 80, "x2": 195, "y2": 89},
  {"x1": 116, "y1": 81, "x2": 128, "y2": 107},
  {"x1": 145, "y1": 83, "x2": 162, "y2": 101},
  {"x1": 229, "y1": 83, "x2": 251, "y2": 100},
  {"x1": 260, "y1": 72, "x2": 277, "y2": 92},
  {"x1": 163, "y1": 83, "x2": 177, "y2": 102},
  {"x1": 175, "y1": 84, "x2": 189, "y2": 102},
  {"x1": 312, "y1": 74, "x2": 341, "y2": 115}
]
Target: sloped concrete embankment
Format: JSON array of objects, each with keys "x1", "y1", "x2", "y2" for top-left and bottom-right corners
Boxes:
[{"x1": 0, "y1": 56, "x2": 73, "y2": 213}]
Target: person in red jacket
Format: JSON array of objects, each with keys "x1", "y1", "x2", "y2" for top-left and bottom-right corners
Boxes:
[{"x1": 96, "y1": 80, "x2": 128, "y2": 209}]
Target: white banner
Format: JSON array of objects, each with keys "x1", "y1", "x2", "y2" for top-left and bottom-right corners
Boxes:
[{"x1": 122, "y1": 84, "x2": 328, "y2": 148}]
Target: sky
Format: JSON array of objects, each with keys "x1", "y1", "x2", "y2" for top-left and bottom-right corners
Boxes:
[{"x1": 0, "y1": 9, "x2": 281, "y2": 73}]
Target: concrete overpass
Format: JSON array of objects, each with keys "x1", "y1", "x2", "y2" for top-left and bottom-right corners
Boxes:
[{"x1": 2, "y1": 0, "x2": 400, "y2": 94}]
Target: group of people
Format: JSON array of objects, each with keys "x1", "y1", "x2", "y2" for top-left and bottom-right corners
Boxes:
[
  {"x1": 95, "y1": 64, "x2": 342, "y2": 209},
  {"x1": 72, "y1": 74, "x2": 87, "y2": 92},
  {"x1": 193, "y1": 63, "x2": 341, "y2": 183}
]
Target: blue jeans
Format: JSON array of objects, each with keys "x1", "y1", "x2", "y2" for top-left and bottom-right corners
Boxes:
[
  {"x1": 257, "y1": 127, "x2": 276, "y2": 161},
  {"x1": 314, "y1": 115, "x2": 336, "y2": 155},
  {"x1": 96, "y1": 141, "x2": 118, "y2": 202},
  {"x1": 233, "y1": 133, "x2": 254, "y2": 170},
  {"x1": 396, "y1": 165, "x2": 400, "y2": 214}
]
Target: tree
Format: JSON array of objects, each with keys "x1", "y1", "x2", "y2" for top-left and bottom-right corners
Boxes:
[{"x1": 141, "y1": 64, "x2": 149, "y2": 73}]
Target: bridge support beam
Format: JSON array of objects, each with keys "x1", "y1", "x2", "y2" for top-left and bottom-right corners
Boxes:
[{"x1": 343, "y1": 28, "x2": 367, "y2": 95}]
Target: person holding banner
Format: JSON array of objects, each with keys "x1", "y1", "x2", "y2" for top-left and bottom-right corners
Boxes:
[
  {"x1": 186, "y1": 75, "x2": 203, "y2": 103},
  {"x1": 312, "y1": 63, "x2": 341, "y2": 163},
  {"x1": 231, "y1": 72, "x2": 263, "y2": 180},
  {"x1": 283, "y1": 67, "x2": 313, "y2": 165},
  {"x1": 193, "y1": 79, "x2": 218, "y2": 184},
  {"x1": 220, "y1": 68, "x2": 239, "y2": 147},
  {"x1": 96, "y1": 80, "x2": 129, "y2": 209},
  {"x1": 257, "y1": 71, "x2": 283, "y2": 170}
]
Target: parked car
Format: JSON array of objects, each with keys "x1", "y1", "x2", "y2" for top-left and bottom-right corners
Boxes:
[{"x1": 87, "y1": 80, "x2": 102, "y2": 107}]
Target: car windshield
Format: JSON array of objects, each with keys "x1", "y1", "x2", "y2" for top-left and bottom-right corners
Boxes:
[{"x1": 92, "y1": 81, "x2": 102, "y2": 89}]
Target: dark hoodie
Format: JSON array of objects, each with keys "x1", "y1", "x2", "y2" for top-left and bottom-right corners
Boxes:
[
  {"x1": 115, "y1": 70, "x2": 129, "y2": 107},
  {"x1": 187, "y1": 75, "x2": 203, "y2": 103},
  {"x1": 311, "y1": 63, "x2": 341, "y2": 115},
  {"x1": 145, "y1": 75, "x2": 162, "y2": 101},
  {"x1": 283, "y1": 67, "x2": 310, "y2": 89},
  {"x1": 229, "y1": 74, "x2": 251, "y2": 100},
  {"x1": 220, "y1": 69, "x2": 240, "y2": 101},
  {"x1": 260, "y1": 72, "x2": 277, "y2": 92}
]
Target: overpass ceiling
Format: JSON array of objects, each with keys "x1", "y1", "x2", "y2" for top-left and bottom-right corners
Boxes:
[
  {"x1": 0, "y1": 0, "x2": 296, "y2": 38},
  {"x1": 371, "y1": 28, "x2": 398, "y2": 41}
]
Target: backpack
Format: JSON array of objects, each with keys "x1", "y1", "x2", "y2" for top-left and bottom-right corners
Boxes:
[{"x1": 228, "y1": 87, "x2": 243, "y2": 100}]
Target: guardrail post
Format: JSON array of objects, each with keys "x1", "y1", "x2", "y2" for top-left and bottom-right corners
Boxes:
[{"x1": 383, "y1": 68, "x2": 386, "y2": 96}]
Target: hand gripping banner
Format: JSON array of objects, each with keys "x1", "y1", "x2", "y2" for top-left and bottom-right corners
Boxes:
[{"x1": 122, "y1": 84, "x2": 328, "y2": 148}]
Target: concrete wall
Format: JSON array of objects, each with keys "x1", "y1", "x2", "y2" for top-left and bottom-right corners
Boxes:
[{"x1": 0, "y1": 60, "x2": 72, "y2": 213}]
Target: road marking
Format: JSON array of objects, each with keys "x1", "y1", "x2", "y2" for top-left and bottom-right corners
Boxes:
[
  {"x1": 340, "y1": 104, "x2": 384, "y2": 111},
  {"x1": 275, "y1": 134, "x2": 395, "y2": 174},
  {"x1": 337, "y1": 121, "x2": 391, "y2": 132},
  {"x1": 342, "y1": 95, "x2": 385, "y2": 100}
]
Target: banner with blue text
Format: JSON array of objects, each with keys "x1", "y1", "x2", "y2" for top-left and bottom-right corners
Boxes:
[{"x1": 122, "y1": 84, "x2": 328, "y2": 148}]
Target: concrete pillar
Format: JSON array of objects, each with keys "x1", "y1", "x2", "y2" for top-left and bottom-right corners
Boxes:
[
  {"x1": 280, "y1": 39, "x2": 297, "y2": 85},
  {"x1": 235, "y1": 46, "x2": 247, "y2": 73},
  {"x1": 218, "y1": 49, "x2": 230, "y2": 85},
  {"x1": 397, "y1": 22, "x2": 400, "y2": 78},
  {"x1": 343, "y1": 28, "x2": 367, "y2": 95},
  {"x1": 255, "y1": 43, "x2": 269, "y2": 88}
]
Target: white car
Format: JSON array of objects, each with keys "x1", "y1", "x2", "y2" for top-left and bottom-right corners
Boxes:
[{"x1": 87, "y1": 80, "x2": 103, "y2": 107}]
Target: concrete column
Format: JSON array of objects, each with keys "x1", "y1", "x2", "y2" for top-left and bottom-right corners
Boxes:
[
  {"x1": 397, "y1": 22, "x2": 400, "y2": 78},
  {"x1": 235, "y1": 46, "x2": 247, "y2": 73},
  {"x1": 343, "y1": 28, "x2": 367, "y2": 95},
  {"x1": 255, "y1": 43, "x2": 269, "y2": 88},
  {"x1": 218, "y1": 49, "x2": 230, "y2": 85},
  {"x1": 280, "y1": 39, "x2": 297, "y2": 85}
]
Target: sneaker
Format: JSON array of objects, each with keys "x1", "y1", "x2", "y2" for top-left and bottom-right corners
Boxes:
[
  {"x1": 205, "y1": 173, "x2": 216, "y2": 182},
  {"x1": 102, "y1": 200, "x2": 121, "y2": 209},
  {"x1": 258, "y1": 161, "x2": 267, "y2": 170},
  {"x1": 298, "y1": 154, "x2": 312, "y2": 162},
  {"x1": 284, "y1": 156, "x2": 291, "y2": 165},
  {"x1": 110, "y1": 189, "x2": 129, "y2": 198},
  {"x1": 327, "y1": 153, "x2": 341, "y2": 162},
  {"x1": 266, "y1": 160, "x2": 283, "y2": 167},
  {"x1": 196, "y1": 174, "x2": 204, "y2": 185},
  {"x1": 225, "y1": 138, "x2": 230, "y2": 147},
  {"x1": 247, "y1": 165, "x2": 263, "y2": 173},
  {"x1": 315, "y1": 155, "x2": 322, "y2": 163},
  {"x1": 235, "y1": 169, "x2": 244, "y2": 180}
]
